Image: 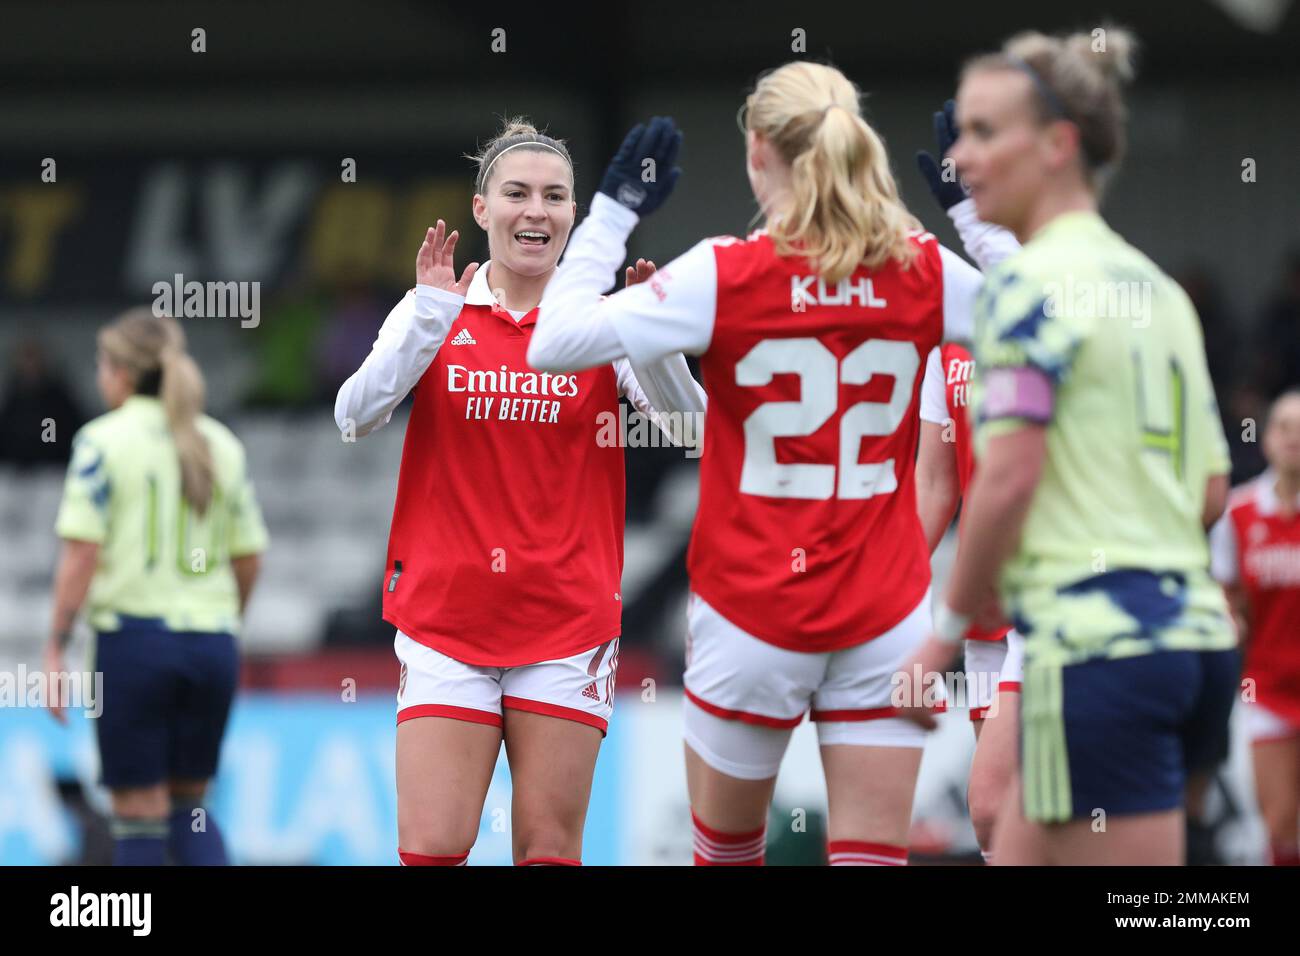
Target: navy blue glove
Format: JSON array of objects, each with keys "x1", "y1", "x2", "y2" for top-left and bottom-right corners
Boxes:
[
  {"x1": 597, "y1": 116, "x2": 683, "y2": 217},
  {"x1": 915, "y1": 99, "x2": 967, "y2": 212}
]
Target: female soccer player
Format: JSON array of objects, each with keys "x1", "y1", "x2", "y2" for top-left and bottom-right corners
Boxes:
[
  {"x1": 1211, "y1": 390, "x2": 1300, "y2": 866},
  {"x1": 335, "y1": 119, "x2": 705, "y2": 866},
  {"x1": 529, "y1": 63, "x2": 986, "y2": 866},
  {"x1": 914, "y1": 98, "x2": 1025, "y2": 863},
  {"x1": 45, "y1": 309, "x2": 267, "y2": 865},
  {"x1": 922, "y1": 27, "x2": 1237, "y2": 865},
  {"x1": 916, "y1": 343, "x2": 1023, "y2": 863}
]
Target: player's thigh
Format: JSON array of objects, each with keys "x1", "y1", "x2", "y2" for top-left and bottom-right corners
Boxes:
[
  {"x1": 818, "y1": 744, "x2": 923, "y2": 846},
  {"x1": 811, "y1": 588, "x2": 934, "y2": 842},
  {"x1": 498, "y1": 640, "x2": 617, "y2": 856},
  {"x1": 681, "y1": 593, "x2": 819, "y2": 824},
  {"x1": 169, "y1": 630, "x2": 239, "y2": 784},
  {"x1": 502, "y1": 708, "x2": 602, "y2": 855},
  {"x1": 393, "y1": 631, "x2": 505, "y2": 852},
  {"x1": 991, "y1": 772, "x2": 1048, "y2": 865},
  {"x1": 94, "y1": 622, "x2": 178, "y2": 795},
  {"x1": 969, "y1": 690, "x2": 1020, "y2": 823},
  {"x1": 1043, "y1": 809, "x2": 1184, "y2": 866},
  {"x1": 396, "y1": 716, "x2": 502, "y2": 852}
]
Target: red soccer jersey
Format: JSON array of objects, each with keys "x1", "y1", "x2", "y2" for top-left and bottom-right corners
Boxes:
[
  {"x1": 1218, "y1": 477, "x2": 1300, "y2": 723},
  {"x1": 688, "y1": 232, "x2": 945, "y2": 652},
  {"x1": 940, "y1": 343, "x2": 977, "y2": 494},
  {"x1": 382, "y1": 282, "x2": 625, "y2": 667},
  {"x1": 927, "y1": 343, "x2": 1010, "y2": 643}
]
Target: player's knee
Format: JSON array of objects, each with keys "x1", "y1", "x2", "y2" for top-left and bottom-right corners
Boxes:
[
  {"x1": 513, "y1": 819, "x2": 582, "y2": 863},
  {"x1": 967, "y1": 776, "x2": 1005, "y2": 849},
  {"x1": 1261, "y1": 804, "x2": 1300, "y2": 841},
  {"x1": 111, "y1": 785, "x2": 169, "y2": 819},
  {"x1": 397, "y1": 814, "x2": 479, "y2": 858},
  {"x1": 168, "y1": 778, "x2": 208, "y2": 800}
]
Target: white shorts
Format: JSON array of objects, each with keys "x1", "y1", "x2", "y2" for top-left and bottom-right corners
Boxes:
[
  {"x1": 394, "y1": 631, "x2": 618, "y2": 736},
  {"x1": 964, "y1": 630, "x2": 1024, "y2": 721},
  {"x1": 682, "y1": 590, "x2": 935, "y2": 780},
  {"x1": 1242, "y1": 698, "x2": 1300, "y2": 744}
]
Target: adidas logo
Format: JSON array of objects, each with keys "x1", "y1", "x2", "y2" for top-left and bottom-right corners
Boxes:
[
  {"x1": 581, "y1": 681, "x2": 600, "y2": 702},
  {"x1": 450, "y1": 328, "x2": 476, "y2": 346}
]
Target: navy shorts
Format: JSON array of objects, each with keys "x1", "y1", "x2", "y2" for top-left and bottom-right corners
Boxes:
[
  {"x1": 94, "y1": 616, "x2": 239, "y2": 789},
  {"x1": 1021, "y1": 649, "x2": 1239, "y2": 823}
]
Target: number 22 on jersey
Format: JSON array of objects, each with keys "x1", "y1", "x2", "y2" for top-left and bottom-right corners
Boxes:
[{"x1": 737, "y1": 337, "x2": 919, "y2": 500}]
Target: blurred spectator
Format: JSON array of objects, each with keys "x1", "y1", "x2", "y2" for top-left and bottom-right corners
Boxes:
[
  {"x1": 0, "y1": 338, "x2": 87, "y2": 466},
  {"x1": 1176, "y1": 265, "x2": 1238, "y2": 398},
  {"x1": 1255, "y1": 247, "x2": 1300, "y2": 399}
]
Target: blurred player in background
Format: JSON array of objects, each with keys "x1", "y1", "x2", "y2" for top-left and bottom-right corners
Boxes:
[
  {"x1": 530, "y1": 62, "x2": 986, "y2": 866},
  {"x1": 914, "y1": 98, "x2": 1024, "y2": 863},
  {"x1": 1211, "y1": 389, "x2": 1300, "y2": 866},
  {"x1": 335, "y1": 119, "x2": 705, "y2": 866},
  {"x1": 917, "y1": 27, "x2": 1236, "y2": 865},
  {"x1": 45, "y1": 310, "x2": 267, "y2": 865}
]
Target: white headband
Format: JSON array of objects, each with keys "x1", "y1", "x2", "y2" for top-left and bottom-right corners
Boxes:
[{"x1": 480, "y1": 141, "x2": 570, "y2": 189}]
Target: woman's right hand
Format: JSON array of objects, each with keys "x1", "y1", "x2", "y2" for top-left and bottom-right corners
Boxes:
[{"x1": 416, "y1": 220, "x2": 479, "y2": 295}]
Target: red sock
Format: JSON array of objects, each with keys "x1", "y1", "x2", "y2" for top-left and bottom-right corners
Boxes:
[
  {"x1": 517, "y1": 857, "x2": 581, "y2": 866},
  {"x1": 399, "y1": 849, "x2": 469, "y2": 866},
  {"x1": 692, "y1": 811, "x2": 765, "y2": 866},
  {"x1": 1270, "y1": 843, "x2": 1300, "y2": 866},
  {"x1": 827, "y1": 840, "x2": 908, "y2": 866}
]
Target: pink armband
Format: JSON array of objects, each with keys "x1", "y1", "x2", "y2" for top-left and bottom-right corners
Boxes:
[{"x1": 981, "y1": 366, "x2": 1054, "y2": 423}]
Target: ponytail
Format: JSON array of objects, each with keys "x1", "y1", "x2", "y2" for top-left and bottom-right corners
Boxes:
[
  {"x1": 744, "y1": 62, "x2": 919, "y2": 285},
  {"x1": 98, "y1": 309, "x2": 216, "y2": 515},
  {"x1": 159, "y1": 342, "x2": 215, "y2": 515}
]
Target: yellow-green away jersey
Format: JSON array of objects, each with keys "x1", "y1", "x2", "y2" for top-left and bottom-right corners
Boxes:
[
  {"x1": 55, "y1": 395, "x2": 269, "y2": 634},
  {"x1": 971, "y1": 211, "x2": 1233, "y2": 667}
]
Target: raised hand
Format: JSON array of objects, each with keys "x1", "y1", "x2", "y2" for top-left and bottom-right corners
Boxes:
[
  {"x1": 915, "y1": 99, "x2": 968, "y2": 212},
  {"x1": 416, "y1": 220, "x2": 479, "y2": 295},
  {"x1": 624, "y1": 258, "x2": 657, "y2": 288},
  {"x1": 597, "y1": 116, "x2": 683, "y2": 217}
]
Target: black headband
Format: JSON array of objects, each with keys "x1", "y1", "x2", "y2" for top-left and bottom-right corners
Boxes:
[{"x1": 1005, "y1": 54, "x2": 1070, "y2": 121}]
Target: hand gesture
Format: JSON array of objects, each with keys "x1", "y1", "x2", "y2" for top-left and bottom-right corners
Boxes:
[
  {"x1": 624, "y1": 258, "x2": 657, "y2": 288},
  {"x1": 416, "y1": 220, "x2": 479, "y2": 295}
]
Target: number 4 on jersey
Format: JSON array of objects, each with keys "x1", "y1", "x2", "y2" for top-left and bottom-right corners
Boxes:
[{"x1": 737, "y1": 337, "x2": 919, "y2": 500}]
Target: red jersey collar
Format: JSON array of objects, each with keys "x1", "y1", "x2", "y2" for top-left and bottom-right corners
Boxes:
[{"x1": 469, "y1": 260, "x2": 542, "y2": 328}]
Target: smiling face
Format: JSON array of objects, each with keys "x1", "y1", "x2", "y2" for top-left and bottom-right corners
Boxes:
[
  {"x1": 951, "y1": 68, "x2": 1079, "y2": 234},
  {"x1": 472, "y1": 149, "x2": 575, "y2": 278}
]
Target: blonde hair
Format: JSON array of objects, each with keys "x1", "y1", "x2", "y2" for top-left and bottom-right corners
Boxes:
[
  {"x1": 964, "y1": 27, "x2": 1138, "y2": 189},
  {"x1": 742, "y1": 62, "x2": 919, "y2": 284},
  {"x1": 98, "y1": 309, "x2": 215, "y2": 515},
  {"x1": 468, "y1": 117, "x2": 574, "y2": 194}
]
